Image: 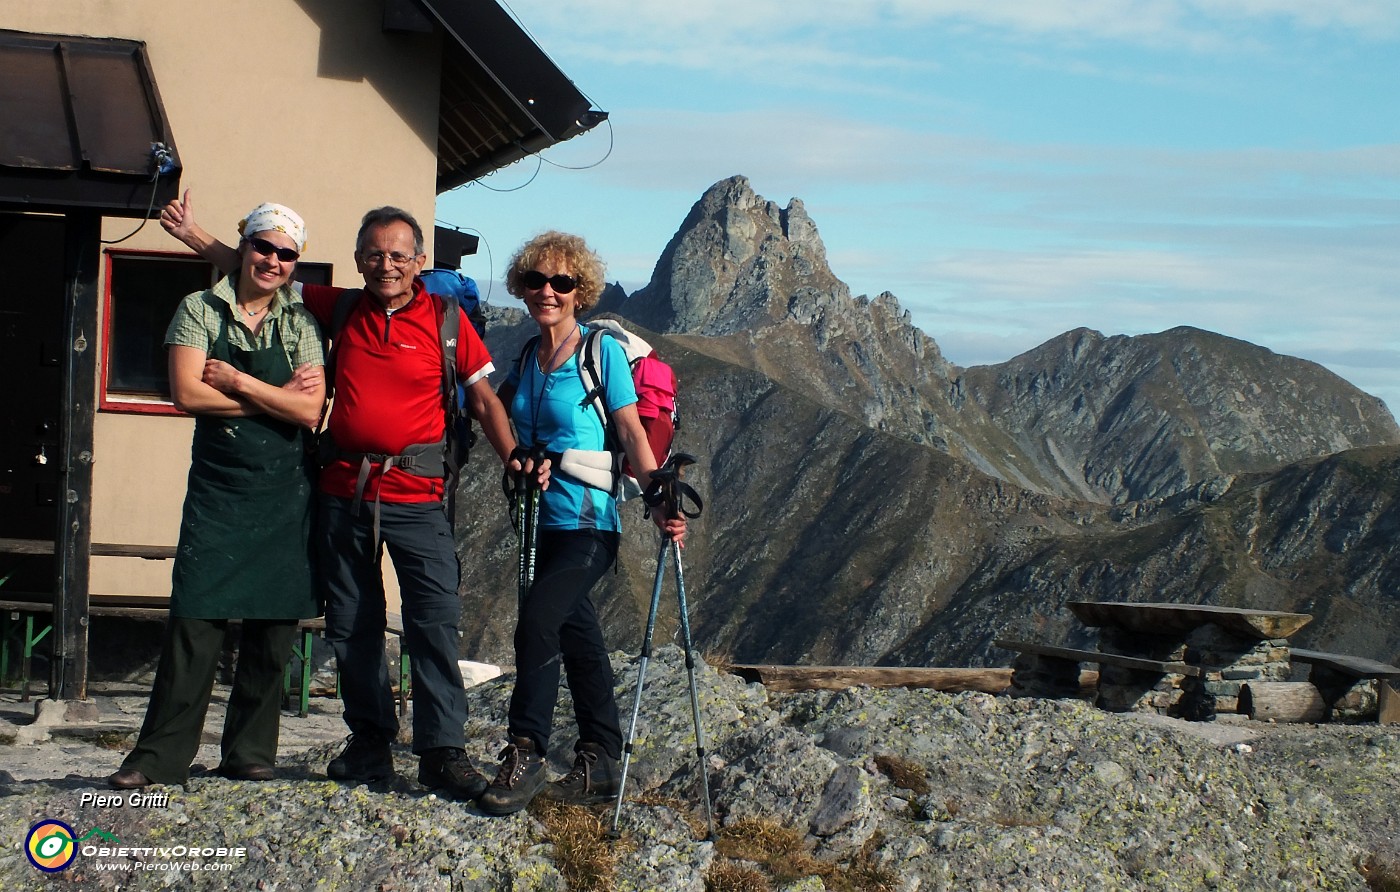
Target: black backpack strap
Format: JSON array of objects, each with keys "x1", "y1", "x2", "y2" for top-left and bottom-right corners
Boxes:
[
  {"x1": 516, "y1": 336, "x2": 539, "y2": 377},
  {"x1": 499, "y1": 334, "x2": 539, "y2": 407},
  {"x1": 315, "y1": 287, "x2": 363, "y2": 436},
  {"x1": 433, "y1": 293, "x2": 464, "y2": 524}
]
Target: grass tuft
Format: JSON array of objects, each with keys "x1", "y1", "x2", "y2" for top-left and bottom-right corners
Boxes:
[
  {"x1": 1362, "y1": 851, "x2": 1400, "y2": 892},
  {"x1": 705, "y1": 858, "x2": 771, "y2": 892},
  {"x1": 90, "y1": 730, "x2": 134, "y2": 750},
  {"x1": 713, "y1": 818, "x2": 900, "y2": 892},
  {"x1": 874, "y1": 753, "x2": 930, "y2": 795},
  {"x1": 529, "y1": 798, "x2": 619, "y2": 892}
]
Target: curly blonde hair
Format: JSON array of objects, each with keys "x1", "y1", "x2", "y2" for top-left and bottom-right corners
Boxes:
[{"x1": 505, "y1": 231, "x2": 606, "y2": 312}]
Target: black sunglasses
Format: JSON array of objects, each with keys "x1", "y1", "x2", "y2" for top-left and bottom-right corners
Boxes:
[
  {"x1": 521, "y1": 270, "x2": 577, "y2": 294},
  {"x1": 246, "y1": 237, "x2": 300, "y2": 263}
]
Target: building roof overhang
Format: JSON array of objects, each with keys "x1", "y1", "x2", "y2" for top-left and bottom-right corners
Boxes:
[
  {"x1": 408, "y1": 0, "x2": 607, "y2": 193},
  {"x1": 0, "y1": 29, "x2": 181, "y2": 216}
]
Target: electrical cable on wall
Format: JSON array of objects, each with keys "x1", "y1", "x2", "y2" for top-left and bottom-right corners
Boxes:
[{"x1": 102, "y1": 143, "x2": 177, "y2": 245}]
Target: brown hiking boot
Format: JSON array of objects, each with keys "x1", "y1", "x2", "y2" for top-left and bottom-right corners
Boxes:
[
  {"x1": 418, "y1": 747, "x2": 489, "y2": 801},
  {"x1": 477, "y1": 736, "x2": 546, "y2": 816},
  {"x1": 327, "y1": 732, "x2": 393, "y2": 782},
  {"x1": 539, "y1": 742, "x2": 620, "y2": 805}
]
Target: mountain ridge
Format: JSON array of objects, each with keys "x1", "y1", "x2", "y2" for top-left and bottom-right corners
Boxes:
[{"x1": 464, "y1": 175, "x2": 1400, "y2": 671}]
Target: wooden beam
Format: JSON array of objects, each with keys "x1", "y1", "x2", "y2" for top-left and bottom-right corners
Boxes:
[
  {"x1": 0, "y1": 538, "x2": 175, "y2": 559},
  {"x1": 994, "y1": 638, "x2": 1204, "y2": 677},
  {"x1": 1290, "y1": 648, "x2": 1400, "y2": 679},
  {"x1": 53, "y1": 211, "x2": 99, "y2": 701},
  {"x1": 1240, "y1": 682, "x2": 1326, "y2": 723},
  {"x1": 1067, "y1": 601, "x2": 1312, "y2": 639},
  {"x1": 727, "y1": 665, "x2": 1016, "y2": 694},
  {"x1": 1379, "y1": 682, "x2": 1400, "y2": 726}
]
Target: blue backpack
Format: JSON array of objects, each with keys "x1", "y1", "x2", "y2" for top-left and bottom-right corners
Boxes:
[
  {"x1": 419, "y1": 269, "x2": 485, "y2": 470},
  {"x1": 420, "y1": 268, "x2": 485, "y2": 342}
]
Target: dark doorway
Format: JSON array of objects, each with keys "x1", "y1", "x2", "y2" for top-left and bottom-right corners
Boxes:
[{"x1": 0, "y1": 212, "x2": 66, "y2": 597}]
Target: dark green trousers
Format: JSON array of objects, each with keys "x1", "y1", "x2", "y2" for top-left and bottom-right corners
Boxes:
[{"x1": 122, "y1": 617, "x2": 297, "y2": 784}]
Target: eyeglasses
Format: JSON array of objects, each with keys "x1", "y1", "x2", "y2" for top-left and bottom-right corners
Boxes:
[
  {"x1": 246, "y1": 237, "x2": 300, "y2": 263},
  {"x1": 521, "y1": 270, "x2": 578, "y2": 294},
  {"x1": 360, "y1": 250, "x2": 421, "y2": 268}
]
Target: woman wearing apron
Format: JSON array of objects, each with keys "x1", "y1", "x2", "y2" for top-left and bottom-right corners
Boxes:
[{"x1": 108, "y1": 203, "x2": 325, "y2": 789}]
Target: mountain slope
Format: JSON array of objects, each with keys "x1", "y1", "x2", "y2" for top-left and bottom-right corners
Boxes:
[
  {"x1": 600, "y1": 175, "x2": 1399, "y2": 505},
  {"x1": 457, "y1": 177, "x2": 1400, "y2": 671}
]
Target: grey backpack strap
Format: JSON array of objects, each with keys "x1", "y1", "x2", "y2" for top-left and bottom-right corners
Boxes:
[
  {"x1": 575, "y1": 328, "x2": 622, "y2": 497},
  {"x1": 577, "y1": 328, "x2": 611, "y2": 437}
]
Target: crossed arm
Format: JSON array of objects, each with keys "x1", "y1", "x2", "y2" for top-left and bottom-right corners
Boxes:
[{"x1": 169, "y1": 347, "x2": 325, "y2": 429}]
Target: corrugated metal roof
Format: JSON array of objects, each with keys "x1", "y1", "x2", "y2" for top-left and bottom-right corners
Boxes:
[
  {"x1": 0, "y1": 29, "x2": 181, "y2": 215},
  {"x1": 416, "y1": 0, "x2": 606, "y2": 192}
]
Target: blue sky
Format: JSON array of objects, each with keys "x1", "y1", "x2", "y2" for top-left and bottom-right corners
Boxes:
[{"x1": 437, "y1": 1, "x2": 1400, "y2": 411}]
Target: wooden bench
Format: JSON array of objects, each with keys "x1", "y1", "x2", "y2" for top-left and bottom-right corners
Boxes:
[
  {"x1": 1066, "y1": 601, "x2": 1312, "y2": 640},
  {"x1": 1, "y1": 597, "x2": 170, "y2": 701},
  {"x1": 995, "y1": 639, "x2": 1204, "y2": 677},
  {"x1": 1290, "y1": 649, "x2": 1400, "y2": 679},
  {"x1": 287, "y1": 613, "x2": 410, "y2": 718},
  {"x1": 0, "y1": 599, "x2": 409, "y2": 719},
  {"x1": 1290, "y1": 648, "x2": 1400, "y2": 725}
]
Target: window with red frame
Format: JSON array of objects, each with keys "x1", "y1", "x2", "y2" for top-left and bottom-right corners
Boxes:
[{"x1": 101, "y1": 251, "x2": 332, "y2": 413}]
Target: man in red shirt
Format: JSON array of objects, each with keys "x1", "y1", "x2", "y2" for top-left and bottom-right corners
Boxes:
[{"x1": 162, "y1": 197, "x2": 539, "y2": 801}]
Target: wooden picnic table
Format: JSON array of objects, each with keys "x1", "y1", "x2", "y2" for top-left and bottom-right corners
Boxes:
[{"x1": 1067, "y1": 600, "x2": 1312, "y2": 640}]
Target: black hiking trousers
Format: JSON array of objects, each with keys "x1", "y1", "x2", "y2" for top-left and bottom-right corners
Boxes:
[{"x1": 508, "y1": 528, "x2": 623, "y2": 759}]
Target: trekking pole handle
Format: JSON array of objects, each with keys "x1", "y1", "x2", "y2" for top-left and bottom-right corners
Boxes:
[
  {"x1": 643, "y1": 452, "x2": 703, "y2": 519},
  {"x1": 502, "y1": 444, "x2": 548, "y2": 527},
  {"x1": 508, "y1": 444, "x2": 548, "y2": 490}
]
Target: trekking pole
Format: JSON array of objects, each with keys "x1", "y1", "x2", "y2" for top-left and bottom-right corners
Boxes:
[
  {"x1": 671, "y1": 536, "x2": 715, "y2": 840},
  {"x1": 610, "y1": 534, "x2": 668, "y2": 838},
  {"x1": 523, "y1": 482, "x2": 540, "y2": 609},
  {"x1": 507, "y1": 446, "x2": 545, "y2": 612},
  {"x1": 611, "y1": 453, "x2": 707, "y2": 839}
]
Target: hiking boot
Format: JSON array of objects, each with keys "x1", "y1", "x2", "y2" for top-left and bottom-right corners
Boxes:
[
  {"x1": 477, "y1": 736, "x2": 546, "y2": 816},
  {"x1": 327, "y1": 732, "x2": 393, "y2": 782},
  {"x1": 418, "y1": 747, "x2": 489, "y2": 801},
  {"x1": 540, "y1": 742, "x2": 621, "y2": 805}
]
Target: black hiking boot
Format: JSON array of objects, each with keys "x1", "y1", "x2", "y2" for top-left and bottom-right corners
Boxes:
[
  {"x1": 327, "y1": 732, "x2": 393, "y2": 782},
  {"x1": 477, "y1": 736, "x2": 546, "y2": 816},
  {"x1": 418, "y1": 747, "x2": 489, "y2": 801},
  {"x1": 539, "y1": 742, "x2": 620, "y2": 805}
]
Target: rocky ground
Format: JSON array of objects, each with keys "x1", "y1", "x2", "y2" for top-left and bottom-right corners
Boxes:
[{"x1": 2, "y1": 645, "x2": 1398, "y2": 891}]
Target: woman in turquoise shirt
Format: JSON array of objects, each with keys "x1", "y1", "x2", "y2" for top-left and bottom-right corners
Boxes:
[{"x1": 479, "y1": 231, "x2": 685, "y2": 816}]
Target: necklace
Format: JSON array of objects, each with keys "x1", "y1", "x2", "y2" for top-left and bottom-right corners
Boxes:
[
  {"x1": 240, "y1": 303, "x2": 268, "y2": 318},
  {"x1": 529, "y1": 325, "x2": 581, "y2": 442},
  {"x1": 537, "y1": 326, "x2": 578, "y2": 374}
]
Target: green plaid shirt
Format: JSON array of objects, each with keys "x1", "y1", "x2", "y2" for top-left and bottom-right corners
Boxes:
[{"x1": 164, "y1": 274, "x2": 324, "y2": 369}]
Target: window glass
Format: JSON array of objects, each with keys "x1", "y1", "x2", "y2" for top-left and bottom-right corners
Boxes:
[
  {"x1": 102, "y1": 254, "x2": 333, "y2": 409},
  {"x1": 107, "y1": 255, "x2": 214, "y2": 396}
]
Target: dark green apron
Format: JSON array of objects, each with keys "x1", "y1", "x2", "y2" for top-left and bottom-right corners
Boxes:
[{"x1": 170, "y1": 305, "x2": 318, "y2": 619}]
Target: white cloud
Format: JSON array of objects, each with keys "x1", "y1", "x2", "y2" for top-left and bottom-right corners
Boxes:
[
  {"x1": 481, "y1": 0, "x2": 1400, "y2": 410},
  {"x1": 506, "y1": 0, "x2": 1400, "y2": 75}
]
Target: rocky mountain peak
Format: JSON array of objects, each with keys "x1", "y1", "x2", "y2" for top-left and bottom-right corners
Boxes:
[{"x1": 614, "y1": 175, "x2": 853, "y2": 337}]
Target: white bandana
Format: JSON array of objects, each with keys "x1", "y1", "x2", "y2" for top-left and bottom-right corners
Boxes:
[{"x1": 237, "y1": 203, "x2": 308, "y2": 252}]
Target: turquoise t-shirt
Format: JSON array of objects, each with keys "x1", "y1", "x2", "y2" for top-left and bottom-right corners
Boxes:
[{"x1": 507, "y1": 325, "x2": 638, "y2": 530}]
